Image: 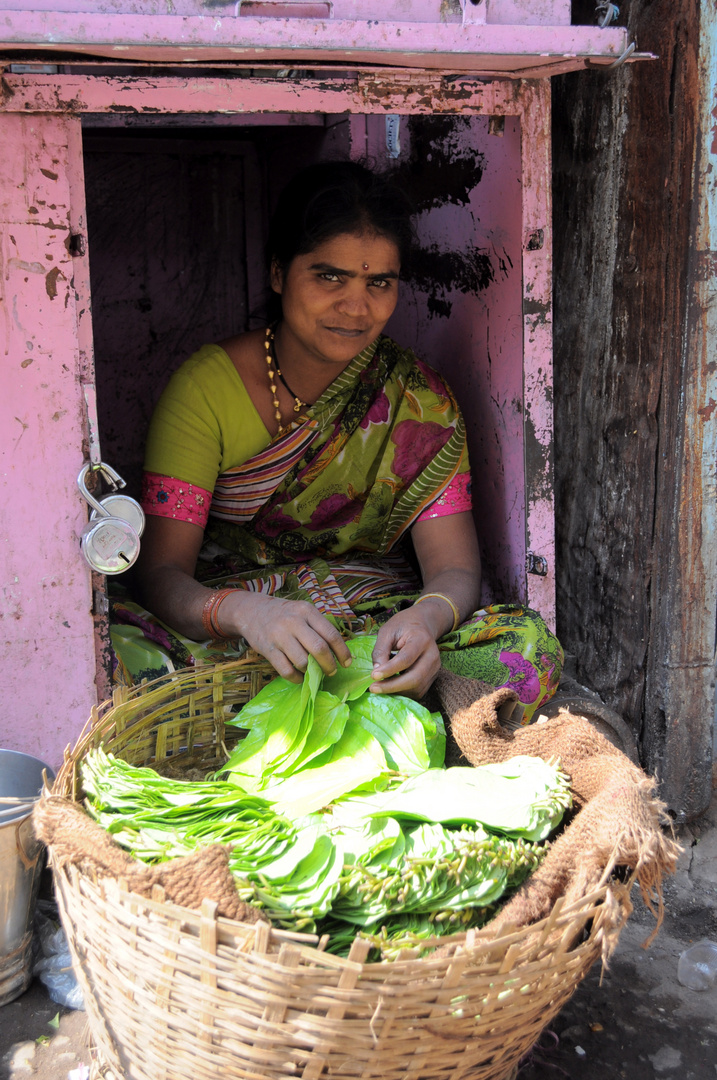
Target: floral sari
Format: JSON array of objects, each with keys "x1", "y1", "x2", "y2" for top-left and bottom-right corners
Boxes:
[{"x1": 111, "y1": 337, "x2": 562, "y2": 719}]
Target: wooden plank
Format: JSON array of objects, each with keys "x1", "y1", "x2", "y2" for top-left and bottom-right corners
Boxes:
[
  {"x1": 0, "y1": 13, "x2": 635, "y2": 72},
  {"x1": 644, "y1": 0, "x2": 717, "y2": 816},
  {"x1": 552, "y1": 0, "x2": 713, "y2": 818},
  {"x1": 0, "y1": 71, "x2": 521, "y2": 117}
]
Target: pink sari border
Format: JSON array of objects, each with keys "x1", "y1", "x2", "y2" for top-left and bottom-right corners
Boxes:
[
  {"x1": 416, "y1": 472, "x2": 472, "y2": 521},
  {"x1": 141, "y1": 472, "x2": 212, "y2": 528}
]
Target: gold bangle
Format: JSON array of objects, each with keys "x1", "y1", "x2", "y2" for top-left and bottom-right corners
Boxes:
[{"x1": 414, "y1": 592, "x2": 460, "y2": 633}]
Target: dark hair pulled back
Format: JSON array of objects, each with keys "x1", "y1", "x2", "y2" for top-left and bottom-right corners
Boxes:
[{"x1": 267, "y1": 160, "x2": 415, "y2": 275}]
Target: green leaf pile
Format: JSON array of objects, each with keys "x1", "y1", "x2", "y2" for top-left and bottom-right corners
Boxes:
[
  {"x1": 81, "y1": 635, "x2": 571, "y2": 957},
  {"x1": 81, "y1": 750, "x2": 296, "y2": 876}
]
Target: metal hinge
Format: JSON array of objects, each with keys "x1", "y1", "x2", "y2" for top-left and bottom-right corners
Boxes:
[{"x1": 92, "y1": 588, "x2": 109, "y2": 616}]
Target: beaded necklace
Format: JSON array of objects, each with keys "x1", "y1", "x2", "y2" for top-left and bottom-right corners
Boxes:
[{"x1": 264, "y1": 327, "x2": 310, "y2": 433}]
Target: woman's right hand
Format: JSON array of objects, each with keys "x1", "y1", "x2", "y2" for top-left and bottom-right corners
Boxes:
[
  {"x1": 135, "y1": 517, "x2": 351, "y2": 680},
  {"x1": 224, "y1": 592, "x2": 352, "y2": 682}
]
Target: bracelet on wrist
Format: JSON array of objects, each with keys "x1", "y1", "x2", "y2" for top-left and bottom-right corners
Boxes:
[
  {"x1": 200, "y1": 588, "x2": 235, "y2": 641},
  {"x1": 413, "y1": 592, "x2": 460, "y2": 633}
]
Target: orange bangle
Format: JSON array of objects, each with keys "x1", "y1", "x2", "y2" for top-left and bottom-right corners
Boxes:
[
  {"x1": 414, "y1": 592, "x2": 460, "y2": 633},
  {"x1": 200, "y1": 589, "x2": 235, "y2": 641}
]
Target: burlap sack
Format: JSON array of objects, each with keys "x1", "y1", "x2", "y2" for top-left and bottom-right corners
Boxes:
[
  {"x1": 33, "y1": 796, "x2": 267, "y2": 924},
  {"x1": 433, "y1": 670, "x2": 681, "y2": 942}
]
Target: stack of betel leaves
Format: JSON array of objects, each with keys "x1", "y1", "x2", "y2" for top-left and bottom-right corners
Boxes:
[{"x1": 82, "y1": 636, "x2": 572, "y2": 958}]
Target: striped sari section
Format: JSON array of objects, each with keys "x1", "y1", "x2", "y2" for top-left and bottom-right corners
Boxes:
[
  {"x1": 203, "y1": 337, "x2": 471, "y2": 568},
  {"x1": 211, "y1": 420, "x2": 321, "y2": 524}
]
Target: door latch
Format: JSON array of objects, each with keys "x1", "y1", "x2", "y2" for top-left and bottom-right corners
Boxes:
[{"x1": 526, "y1": 552, "x2": 548, "y2": 577}]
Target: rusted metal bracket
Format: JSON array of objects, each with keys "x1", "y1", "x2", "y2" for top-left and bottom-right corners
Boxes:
[
  {"x1": 82, "y1": 382, "x2": 102, "y2": 468},
  {"x1": 526, "y1": 552, "x2": 549, "y2": 576}
]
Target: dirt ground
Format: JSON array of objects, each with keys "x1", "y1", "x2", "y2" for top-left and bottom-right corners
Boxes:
[{"x1": 2, "y1": 785, "x2": 716, "y2": 1080}]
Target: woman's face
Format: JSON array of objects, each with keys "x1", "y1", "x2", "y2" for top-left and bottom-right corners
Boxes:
[{"x1": 271, "y1": 231, "x2": 401, "y2": 368}]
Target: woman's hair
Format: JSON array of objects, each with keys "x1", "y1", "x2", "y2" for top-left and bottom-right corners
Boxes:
[{"x1": 267, "y1": 160, "x2": 415, "y2": 275}]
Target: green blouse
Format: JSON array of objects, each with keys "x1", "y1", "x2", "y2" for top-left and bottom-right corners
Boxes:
[{"x1": 144, "y1": 344, "x2": 270, "y2": 492}]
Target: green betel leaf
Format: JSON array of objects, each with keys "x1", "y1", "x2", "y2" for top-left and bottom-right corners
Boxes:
[
  {"x1": 223, "y1": 680, "x2": 305, "y2": 779},
  {"x1": 252, "y1": 832, "x2": 344, "y2": 921},
  {"x1": 247, "y1": 817, "x2": 325, "y2": 884},
  {"x1": 326, "y1": 805, "x2": 403, "y2": 864},
  {"x1": 469, "y1": 757, "x2": 573, "y2": 840},
  {"x1": 332, "y1": 820, "x2": 544, "y2": 932},
  {"x1": 346, "y1": 693, "x2": 445, "y2": 773},
  {"x1": 322, "y1": 635, "x2": 377, "y2": 701},
  {"x1": 82, "y1": 749, "x2": 296, "y2": 870},
  {"x1": 225, "y1": 677, "x2": 299, "y2": 732},
  {"x1": 361, "y1": 758, "x2": 571, "y2": 840},
  {"x1": 264, "y1": 722, "x2": 390, "y2": 818},
  {"x1": 224, "y1": 656, "x2": 323, "y2": 783},
  {"x1": 288, "y1": 692, "x2": 349, "y2": 771}
]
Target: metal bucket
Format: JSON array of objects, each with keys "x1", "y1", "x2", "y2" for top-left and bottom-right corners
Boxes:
[{"x1": 0, "y1": 750, "x2": 55, "y2": 1006}]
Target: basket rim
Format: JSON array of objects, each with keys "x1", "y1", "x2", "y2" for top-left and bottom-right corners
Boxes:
[{"x1": 53, "y1": 654, "x2": 275, "y2": 792}]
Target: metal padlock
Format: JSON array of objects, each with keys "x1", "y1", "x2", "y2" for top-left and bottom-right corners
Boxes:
[
  {"x1": 77, "y1": 463, "x2": 142, "y2": 574},
  {"x1": 87, "y1": 462, "x2": 145, "y2": 539}
]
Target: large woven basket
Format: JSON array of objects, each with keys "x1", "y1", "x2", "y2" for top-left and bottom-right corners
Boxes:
[{"x1": 48, "y1": 656, "x2": 634, "y2": 1080}]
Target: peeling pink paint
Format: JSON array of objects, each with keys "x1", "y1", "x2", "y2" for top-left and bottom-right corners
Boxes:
[
  {"x1": 0, "y1": 11, "x2": 635, "y2": 73},
  {"x1": 0, "y1": 113, "x2": 97, "y2": 767}
]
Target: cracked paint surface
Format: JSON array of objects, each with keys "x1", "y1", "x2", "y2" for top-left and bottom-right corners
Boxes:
[{"x1": 0, "y1": 113, "x2": 97, "y2": 767}]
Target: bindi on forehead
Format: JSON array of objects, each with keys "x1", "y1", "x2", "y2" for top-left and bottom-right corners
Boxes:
[{"x1": 306, "y1": 259, "x2": 399, "y2": 280}]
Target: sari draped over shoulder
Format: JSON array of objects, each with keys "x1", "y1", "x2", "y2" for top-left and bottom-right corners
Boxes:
[
  {"x1": 201, "y1": 336, "x2": 467, "y2": 568},
  {"x1": 111, "y1": 336, "x2": 562, "y2": 721}
]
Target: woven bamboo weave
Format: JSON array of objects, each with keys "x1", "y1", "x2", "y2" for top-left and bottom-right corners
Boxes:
[{"x1": 49, "y1": 657, "x2": 635, "y2": 1080}]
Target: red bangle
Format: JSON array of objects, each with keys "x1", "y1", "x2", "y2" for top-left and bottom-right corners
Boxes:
[{"x1": 200, "y1": 589, "x2": 235, "y2": 641}]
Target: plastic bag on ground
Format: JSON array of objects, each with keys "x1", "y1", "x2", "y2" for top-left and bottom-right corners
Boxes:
[{"x1": 33, "y1": 901, "x2": 85, "y2": 1010}]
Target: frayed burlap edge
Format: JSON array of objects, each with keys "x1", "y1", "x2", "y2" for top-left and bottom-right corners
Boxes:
[
  {"x1": 433, "y1": 670, "x2": 682, "y2": 960},
  {"x1": 32, "y1": 795, "x2": 267, "y2": 925}
]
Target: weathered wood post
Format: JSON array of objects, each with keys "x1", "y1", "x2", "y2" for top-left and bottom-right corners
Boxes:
[{"x1": 553, "y1": 0, "x2": 716, "y2": 819}]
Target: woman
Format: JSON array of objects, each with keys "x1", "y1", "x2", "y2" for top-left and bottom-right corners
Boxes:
[{"x1": 112, "y1": 161, "x2": 562, "y2": 718}]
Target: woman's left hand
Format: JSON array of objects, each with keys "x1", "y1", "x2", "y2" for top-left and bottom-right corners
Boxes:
[
  {"x1": 369, "y1": 608, "x2": 442, "y2": 699},
  {"x1": 369, "y1": 512, "x2": 482, "y2": 699}
]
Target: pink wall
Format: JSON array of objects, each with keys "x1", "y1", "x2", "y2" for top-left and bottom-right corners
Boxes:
[
  {"x1": 377, "y1": 115, "x2": 526, "y2": 603},
  {"x1": 0, "y1": 113, "x2": 97, "y2": 769}
]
